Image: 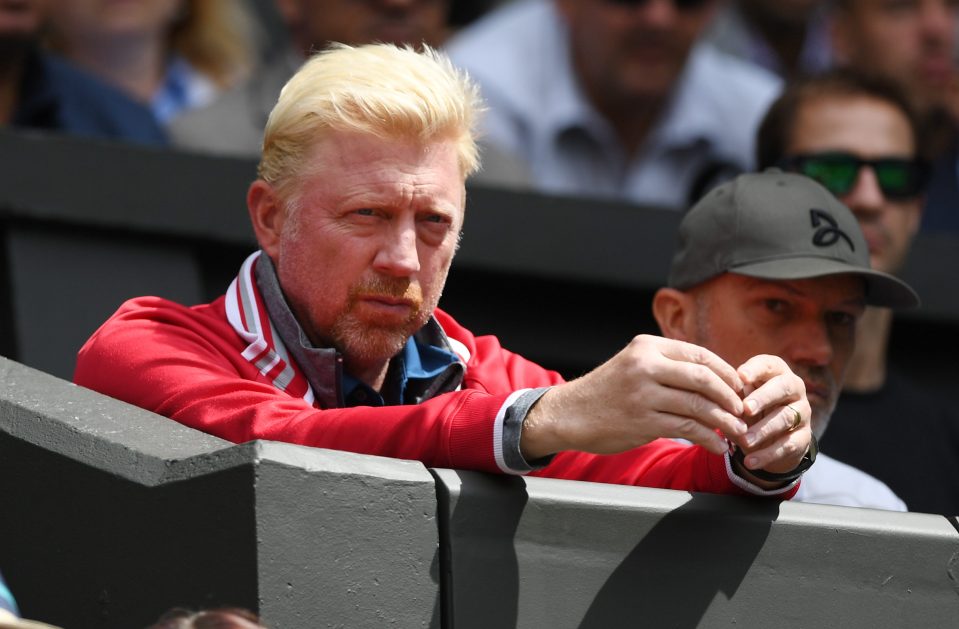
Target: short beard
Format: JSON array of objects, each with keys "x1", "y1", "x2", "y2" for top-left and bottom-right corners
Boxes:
[{"x1": 329, "y1": 275, "x2": 436, "y2": 369}]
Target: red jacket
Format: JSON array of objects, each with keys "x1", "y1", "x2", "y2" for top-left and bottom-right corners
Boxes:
[{"x1": 74, "y1": 256, "x2": 795, "y2": 498}]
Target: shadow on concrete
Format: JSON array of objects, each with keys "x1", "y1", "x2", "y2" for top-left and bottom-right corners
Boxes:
[
  {"x1": 577, "y1": 494, "x2": 780, "y2": 629},
  {"x1": 434, "y1": 471, "x2": 528, "y2": 629}
]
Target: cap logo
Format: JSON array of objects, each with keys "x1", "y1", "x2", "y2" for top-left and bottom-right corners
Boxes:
[{"x1": 809, "y1": 209, "x2": 854, "y2": 251}]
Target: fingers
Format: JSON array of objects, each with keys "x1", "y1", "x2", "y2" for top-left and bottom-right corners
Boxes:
[
  {"x1": 736, "y1": 400, "x2": 811, "y2": 474},
  {"x1": 733, "y1": 354, "x2": 812, "y2": 474},
  {"x1": 658, "y1": 339, "x2": 745, "y2": 406},
  {"x1": 653, "y1": 385, "x2": 748, "y2": 442},
  {"x1": 737, "y1": 355, "x2": 806, "y2": 421},
  {"x1": 653, "y1": 338, "x2": 745, "y2": 417},
  {"x1": 737, "y1": 419, "x2": 810, "y2": 474},
  {"x1": 655, "y1": 412, "x2": 731, "y2": 456}
]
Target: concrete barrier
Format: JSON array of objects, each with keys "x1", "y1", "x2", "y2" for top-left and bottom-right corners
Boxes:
[
  {"x1": 0, "y1": 357, "x2": 439, "y2": 628},
  {"x1": 435, "y1": 469, "x2": 959, "y2": 628},
  {"x1": 3, "y1": 356, "x2": 959, "y2": 628}
]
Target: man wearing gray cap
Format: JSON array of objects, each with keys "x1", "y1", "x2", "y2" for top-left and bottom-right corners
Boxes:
[{"x1": 652, "y1": 168, "x2": 918, "y2": 509}]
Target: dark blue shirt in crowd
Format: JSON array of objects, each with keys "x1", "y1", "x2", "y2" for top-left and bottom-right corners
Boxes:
[
  {"x1": 921, "y1": 142, "x2": 959, "y2": 233},
  {"x1": 12, "y1": 47, "x2": 167, "y2": 146}
]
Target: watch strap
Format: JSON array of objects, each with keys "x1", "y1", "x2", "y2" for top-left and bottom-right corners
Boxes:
[{"x1": 731, "y1": 434, "x2": 818, "y2": 483}]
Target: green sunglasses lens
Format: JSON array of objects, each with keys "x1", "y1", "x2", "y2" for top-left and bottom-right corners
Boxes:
[
  {"x1": 791, "y1": 154, "x2": 923, "y2": 199},
  {"x1": 874, "y1": 161, "x2": 914, "y2": 197},
  {"x1": 801, "y1": 157, "x2": 858, "y2": 195}
]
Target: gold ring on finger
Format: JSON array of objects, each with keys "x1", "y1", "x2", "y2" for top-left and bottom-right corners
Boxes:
[{"x1": 786, "y1": 405, "x2": 802, "y2": 432}]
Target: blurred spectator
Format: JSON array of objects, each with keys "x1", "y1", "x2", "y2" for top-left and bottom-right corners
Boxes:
[
  {"x1": 757, "y1": 69, "x2": 959, "y2": 515},
  {"x1": 168, "y1": 0, "x2": 451, "y2": 155},
  {"x1": 169, "y1": 0, "x2": 528, "y2": 185},
  {"x1": 0, "y1": 0, "x2": 166, "y2": 144},
  {"x1": 830, "y1": 0, "x2": 959, "y2": 232},
  {"x1": 145, "y1": 607, "x2": 267, "y2": 629},
  {"x1": 46, "y1": 0, "x2": 256, "y2": 124},
  {"x1": 703, "y1": 0, "x2": 833, "y2": 79},
  {"x1": 444, "y1": 0, "x2": 782, "y2": 208},
  {"x1": 0, "y1": 569, "x2": 61, "y2": 628}
]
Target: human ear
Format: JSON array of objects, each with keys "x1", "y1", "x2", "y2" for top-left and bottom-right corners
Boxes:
[
  {"x1": 652, "y1": 287, "x2": 697, "y2": 342},
  {"x1": 247, "y1": 180, "x2": 286, "y2": 260}
]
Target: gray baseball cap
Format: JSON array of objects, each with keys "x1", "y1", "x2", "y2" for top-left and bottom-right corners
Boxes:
[{"x1": 668, "y1": 169, "x2": 919, "y2": 308}]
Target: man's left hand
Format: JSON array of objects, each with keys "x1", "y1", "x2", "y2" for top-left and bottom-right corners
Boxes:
[{"x1": 732, "y1": 354, "x2": 812, "y2": 479}]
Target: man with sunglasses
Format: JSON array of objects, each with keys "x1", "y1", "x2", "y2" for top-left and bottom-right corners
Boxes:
[
  {"x1": 829, "y1": 0, "x2": 959, "y2": 232},
  {"x1": 444, "y1": 0, "x2": 780, "y2": 208},
  {"x1": 757, "y1": 69, "x2": 959, "y2": 515}
]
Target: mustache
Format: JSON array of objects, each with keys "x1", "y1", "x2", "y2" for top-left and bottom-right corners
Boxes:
[{"x1": 350, "y1": 276, "x2": 423, "y2": 306}]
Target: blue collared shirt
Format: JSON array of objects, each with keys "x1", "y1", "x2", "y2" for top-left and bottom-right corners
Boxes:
[
  {"x1": 342, "y1": 336, "x2": 461, "y2": 407},
  {"x1": 152, "y1": 56, "x2": 218, "y2": 123}
]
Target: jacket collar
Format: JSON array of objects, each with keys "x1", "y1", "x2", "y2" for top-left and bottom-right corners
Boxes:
[{"x1": 227, "y1": 251, "x2": 466, "y2": 408}]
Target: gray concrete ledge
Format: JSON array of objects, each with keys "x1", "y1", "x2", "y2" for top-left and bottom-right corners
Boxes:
[
  {"x1": 0, "y1": 357, "x2": 439, "y2": 628},
  {"x1": 434, "y1": 468, "x2": 959, "y2": 629}
]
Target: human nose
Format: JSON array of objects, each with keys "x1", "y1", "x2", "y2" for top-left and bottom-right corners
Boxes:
[
  {"x1": 841, "y1": 165, "x2": 885, "y2": 221},
  {"x1": 374, "y1": 217, "x2": 420, "y2": 277},
  {"x1": 789, "y1": 319, "x2": 833, "y2": 368}
]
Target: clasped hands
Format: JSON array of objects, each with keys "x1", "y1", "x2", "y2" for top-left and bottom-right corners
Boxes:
[{"x1": 521, "y1": 335, "x2": 813, "y2": 485}]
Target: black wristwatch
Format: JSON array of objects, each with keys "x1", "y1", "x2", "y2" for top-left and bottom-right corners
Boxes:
[{"x1": 731, "y1": 434, "x2": 818, "y2": 484}]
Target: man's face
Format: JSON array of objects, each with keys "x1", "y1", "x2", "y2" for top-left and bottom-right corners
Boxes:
[
  {"x1": 267, "y1": 131, "x2": 464, "y2": 372},
  {"x1": 688, "y1": 274, "x2": 866, "y2": 438},
  {"x1": 787, "y1": 95, "x2": 922, "y2": 274},
  {"x1": 832, "y1": 0, "x2": 959, "y2": 114},
  {"x1": 555, "y1": 0, "x2": 720, "y2": 110},
  {"x1": 276, "y1": 0, "x2": 450, "y2": 53}
]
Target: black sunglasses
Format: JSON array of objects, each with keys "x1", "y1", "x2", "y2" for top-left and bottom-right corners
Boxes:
[
  {"x1": 779, "y1": 152, "x2": 928, "y2": 201},
  {"x1": 603, "y1": 0, "x2": 713, "y2": 10}
]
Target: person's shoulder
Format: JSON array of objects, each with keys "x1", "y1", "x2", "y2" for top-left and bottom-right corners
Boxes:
[
  {"x1": 433, "y1": 307, "x2": 509, "y2": 362},
  {"x1": 689, "y1": 43, "x2": 782, "y2": 104},
  {"x1": 40, "y1": 53, "x2": 167, "y2": 145},
  {"x1": 167, "y1": 86, "x2": 259, "y2": 156},
  {"x1": 168, "y1": 56, "x2": 295, "y2": 157},
  {"x1": 433, "y1": 308, "x2": 476, "y2": 344},
  {"x1": 113, "y1": 294, "x2": 223, "y2": 326},
  {"x1": 675, "y1": 43, "x2": 781, "y2": 161},
  {"x1": 445, "y1": 0, "x2": 559, "y2": 79},
  {"x1": 446, "y1": 0, "x2": 549, "y2": 50}
]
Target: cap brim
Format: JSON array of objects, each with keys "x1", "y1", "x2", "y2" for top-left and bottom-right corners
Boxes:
[{"x1": 729, "y1": 257, "x2": 920, "y2": 309}]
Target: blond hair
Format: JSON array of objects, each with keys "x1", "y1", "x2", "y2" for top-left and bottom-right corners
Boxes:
[{"x1": 258, "y1": 43, "x2": 483, "y2": 204}]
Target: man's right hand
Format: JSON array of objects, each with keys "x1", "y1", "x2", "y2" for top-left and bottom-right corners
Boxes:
[{"x1": 520, "y1": 335, "x2": 749, "y2": 460}]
